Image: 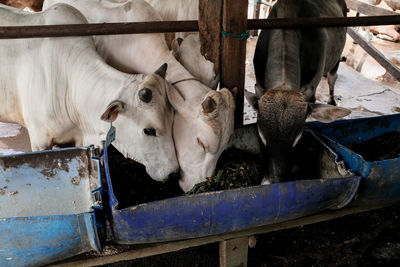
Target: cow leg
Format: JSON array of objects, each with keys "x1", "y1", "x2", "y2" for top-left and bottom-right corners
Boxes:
[
  {"x1": 26, "y1": 127, "x2": 54, "y2": 151},
  {"x1": 327, "y1": 60, "x2": 340, "y2": 106}
]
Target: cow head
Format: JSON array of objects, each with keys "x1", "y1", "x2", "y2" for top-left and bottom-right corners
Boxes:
[
  {"x1": 168, "y1": 86, "x2": 236, "y2": 192},
  {"x1": 101, "y1": 63, "x2": 179, "y2": 182},
  {"x1": 171, "y1": 35, "x2": 220, "y2": 90},
  {"x1": 245, "y1": 84, "x2": 350, "y2": 184}
]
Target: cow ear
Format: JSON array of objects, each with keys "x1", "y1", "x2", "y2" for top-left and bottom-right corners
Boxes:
[
  {"x1": 154, "y1": 63, "x2": 168, "y2": 79},
  {"x1": 255, "y1": 83, "x2": 264, "y2": 98},
  {"x1": 202, "y1": 95, "x2": 217, "y2": 115},
  {"x1": 308, "y1": 103, "x2": 351, "y2": 122},
  {"x1": 245, "y1": 89, "x2": 259, "y2": 111},
  {"x1": 167, "y1": 83, "x2": 186, "y2": 112},
  {"x1": 101, "y1": 100, "x2": 125, "y2": 122},
  {"x1": 171, "y1": 37, "x2": 183, "y2": 55}
]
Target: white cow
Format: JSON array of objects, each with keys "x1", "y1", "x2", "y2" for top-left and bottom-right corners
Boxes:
[
  {"x1": 4, "y1": 0, "x2": 219, "y2": 93},
  {"x1": 171, "y1": 34, "x2": 219, "y2": 89},
  {"x1": 0, "y1": 3, "x2": 179, "y2": 182},
  {"x1": 43, "y1": 0, "x2": 236, "y2": 192},
  {"x1": 145, "y1": 0, "x2": 219, "y2": 89},
  {"x1": 145, "y1": 0, "x2": 198, "y2": 29}
]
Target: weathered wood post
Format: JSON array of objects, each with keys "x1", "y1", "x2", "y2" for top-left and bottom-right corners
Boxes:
[
  {"x1": 219, "y1": 237, "x2": 249, "y2": 267},
  {"x1": 199, "y1": 0, "x2": 223, "y2": 77},
  {"x1": 220, "y1": 0, "x2": 248, "y2": 126},
  {"x1": 219, "y1": 0, "x2": 250, "y2": 264}
]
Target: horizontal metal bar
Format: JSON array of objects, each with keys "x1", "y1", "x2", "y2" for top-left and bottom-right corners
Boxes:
[
  {"x1": 0, "y1": 15, "x2": 399, "y2": 39},
  {"x1": 247, "y1": 15, "x2": 400, "y2": 29},
  {"x1": 0, "y1": 20, "x2": 199, "y2": 39}
]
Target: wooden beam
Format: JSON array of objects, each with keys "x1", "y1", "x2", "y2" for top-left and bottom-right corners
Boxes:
[
  {"x1": 347, "y1": 27, "x2": 400, "y2": 82},
  {"x1": 199, "y1": 0, "x2": 222, "y2": 75},
  {"x1": 220, "y1": 0, "x2": 248, "y2": 126},
  {"x1": 346, "y1": 0, "x2": 399, "y2": 16},
  {"x1": 219, "y1": 237, "x2": 249, "y2": 267}
]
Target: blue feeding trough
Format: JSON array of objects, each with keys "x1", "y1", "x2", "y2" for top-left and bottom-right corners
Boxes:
[
  {"x1": 103, "y1": 126, "x2": 361, "y2": 245},
  {"x1": 308, "y1": 114, "x2": 400, "y2": 207},
  {"x1": 0, "y1": 146, "x2": 103, "y2": 267}
]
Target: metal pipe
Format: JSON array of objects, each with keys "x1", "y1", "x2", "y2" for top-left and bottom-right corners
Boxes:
[
  {"x1": 247, "y1": 15, "x2": 400, "y2": 29},
  {"x1": 0, "y1": 20, "x2": 199, "y2": 39},
  {"x1": 0, "y1": 15, "x2": 398, "y2": 39}
]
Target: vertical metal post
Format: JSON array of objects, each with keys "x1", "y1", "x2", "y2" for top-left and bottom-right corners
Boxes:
[{"x1": 220, "y1": 0, "x2": 248, "y2": 126}]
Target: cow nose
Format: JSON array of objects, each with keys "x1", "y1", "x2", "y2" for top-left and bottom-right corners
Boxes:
[{"x1": 168, "y1": 167, "x2": 181, "y2": 181}]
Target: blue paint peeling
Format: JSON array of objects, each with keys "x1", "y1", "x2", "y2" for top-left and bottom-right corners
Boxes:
[
  {"x1": 0, "y1": 146, "x2": 103, "y2": 267},
  {"x1": 1, "y1": 115, "x2": 400, "y2": 265}
]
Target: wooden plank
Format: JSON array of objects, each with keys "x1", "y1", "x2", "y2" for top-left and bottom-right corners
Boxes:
[
  {"x1": 220, "y1": 0, "x2": 248, "y2": 126},
  {"x1": 346, "y1": 0, "x2": 399, "y2": 16},
  {"x1": 199, "y1": 0, "x2": 222, "y2": 75},
  {"x1": 219, "y1": 237, "x2": 249, "y2": 267},
  {"x1": 347, "y1": 27, "x2": 400, "y2": 81},
  {"x1": 50, "y1": 203, "x2": 391, "y2": 267}
]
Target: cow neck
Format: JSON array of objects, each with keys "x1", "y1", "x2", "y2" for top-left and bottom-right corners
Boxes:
[
  {"x1": 147, "y1": 0, "x2": 199, "y2": 22},
  {"x1": 265, "y1": 29, "x2": 301, "y2": 91},
  {"x1": 66, "y1": 50, "x2": 133, "y2": 134},
  {"x1": 162, "y1": 53, "x2": 210, "y2": 102}
]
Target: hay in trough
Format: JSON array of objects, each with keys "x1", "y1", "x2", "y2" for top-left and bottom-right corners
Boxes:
[{"x1": 186, "y1": 148, "x2": 263, "y2": 194}]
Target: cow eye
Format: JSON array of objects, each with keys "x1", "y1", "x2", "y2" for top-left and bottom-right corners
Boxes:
[
  {"x1": 197, "y1": 137, "x2": 206, "y2": 152},
  {"x1": 144, "y1": 128, "x2": 157, "y2": 136},
  {"x1": 139, "y1": 88, "x2": 152, "y2": 103}
]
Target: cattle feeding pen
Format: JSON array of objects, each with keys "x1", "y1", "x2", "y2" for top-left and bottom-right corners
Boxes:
[{"x1": 0, "y1": 0, "x2": 400, "y2": 266}]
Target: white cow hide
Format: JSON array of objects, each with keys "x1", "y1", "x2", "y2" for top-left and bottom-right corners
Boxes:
[
  {"x1": 0, "y1": 3, "x2": 178, "y2": 181},
  {"x1": 43, "y1": 0, "x2": 236, "y2": 192}
]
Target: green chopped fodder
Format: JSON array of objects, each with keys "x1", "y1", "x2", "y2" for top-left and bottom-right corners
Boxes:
[{"x1": 186, "y1": 148, "x2": 263, "y2": 194}]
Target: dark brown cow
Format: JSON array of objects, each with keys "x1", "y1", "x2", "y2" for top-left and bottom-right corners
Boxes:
[{"x1": 247, "y1": 0, "x2": 351, "y2": 184}]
